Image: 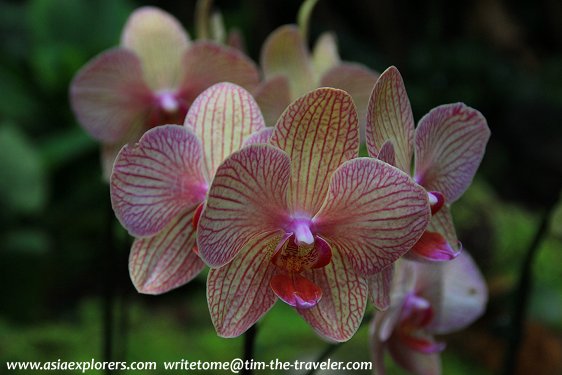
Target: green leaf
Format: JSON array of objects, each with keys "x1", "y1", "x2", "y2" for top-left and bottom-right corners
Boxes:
[{"x1": 0, "y1": 125, "x2": 47, "y2": 214}]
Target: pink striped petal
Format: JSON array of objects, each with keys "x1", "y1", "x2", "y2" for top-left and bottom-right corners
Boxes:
[
  {"x1": 414, "y1": 103, "x2": 490, "y2": 203},
  {"x1": 242, "y1": 127, "x2": 274, "y2": 147},
  {"x1": 320, "y1": 63, "x2": 379, "y2": 141},
  {"x1": 129, "y1": 207, "x2": 204, "y2": 294},
  {"x1": 377, "y1": 140, "x2": 397, "y2": 167},
  {"x1": 261, "y1": 25, "x2": 314, "y2": 99},
  {"x1": 387, "y1": 338, "x2": 441, "y2": 375},
  {"x1": 197, "y1": 145, "x2": 290, "y2": 267},
  {"x1": 314, "y1": 158, "x2": 430, "y2": 276},
  {"x1": 422, "y1": 251, "x2": 488, "y2": 334},
  {"x1": 207, "y1": 232, "x2": 281, "y2": 337},
  {"x1": 179, "y1": 42, "x2": 260, "y2": 104},
  {"x1": 312, "y1": 32, "x2": 341, "y2": 79},
  {"x1": 366, "y1": 66, "x2": 414, "y2": 174},
  {"x1": 70, "y1": 48, "x2": 152, "y2": 143},
  {"x1": 111, "y1": 125, "x2": 207, "y2": 237},
  {"x1": 299, "y1": 250, "x2": 369, "y2": 342},
  {"x1": 184, "y1": 82, "x2": 265, "y2": 180},
  {"x1": 121, "y1": 7, "x2": 190, "y2": 90},
  {"x1": 369, "y1": 266, "x2": 394, "y2": 311},
  {"x1": 270, "y1": 88, "x2": 359, "y2": 215},
  {"x1": 409, "y1": 231, "x2": 460, "y2": 262},
  {"x1": 253, "y1": 76, "x2": 292, "y2": 127},
  {"x1": 428, "y1": 205, "x2": 459, "y2": 252},
  {"x1": 270, "y1": 273, "x2": 322, "y2": 309}
]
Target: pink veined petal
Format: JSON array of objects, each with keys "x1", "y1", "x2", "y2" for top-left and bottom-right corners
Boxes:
[
  {"x1": 369, "y1": 265, "x2": 394, "y2": 311},
  {"x1": 207, "y1": 231, "x2": 281, "y2": 337},
  {"x1": 197, "y1": 145, "x2": 291, "y2": 267},
  {"x1": 312, "y1": 32, "x2": 341, "y2": 80},
  {"x1": 365, "y1": 66, "x2": 415, "y2": 174},
  {"x1": 121, "y1": 7, "x2": 191, "y2": 90},
  {"x1": 129, "y1": 207, "x2": 204, "y2": 294},
  {"x1": 320, "y1": 62, "x2": 379, "y2": 142},
  {"x1": 270, "y1": 273, "x2": 322, "y2": 310},
  {"x1": 110, "y1": 125, "x2": 207, "y2": 237},
  {"x1": 414, "y1": 103, "x2": 490, "y2": 203},
  {"x1": 298, "y1": 249, "x2": 369, "y2": 342},
  {"x1": 70, "y1": 48, "x2": 152, "y2": 143},
  {"x1": 377, "y1": 140, "x2": 397, "y2": 167},
  {"x1": 178, "y1": 41, "x2": 260, "y2": 105},
  {"x1": 242, "y1": 127, "x2": 274, "y2": 147},
  {"x1": 408, "y1": 231, "x2": 460, "y2": 262},
  {"x1": 428, "y1": 205, "x2": 459, "y2": 252},
  {"x1": 184, "y1": 82, "x2": 265, "y2": 180},
  {"x1": 419, "y1": 251, "x2": 488, "y2": 334},
  {"x1": 314, "y1": 158, "x2": 430, "y2": 276},
  {"x1": 260, "y1": 25, "x2": 315, "y2": 99},
  {"x1": 387, "y1": 336, "x2": 442, "y2": 375},
  {"x1": 253, "y1": 76, "x2": 292, "y2": 127},
  {"x1": 270, "y1": 88, "x2": 359, "y2": 215}
]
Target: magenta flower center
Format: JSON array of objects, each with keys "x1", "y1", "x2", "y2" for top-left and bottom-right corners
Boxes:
[{"x1": 395, "y1": 293, "x2": 445, "y2": 354}]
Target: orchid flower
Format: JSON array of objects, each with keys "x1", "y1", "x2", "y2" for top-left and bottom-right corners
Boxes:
[
  {"x1": 366, "y1": 66, "x2": 490, "y2": 263},
  {"x1": 370, "y1": 251, "x2": 487, "y2": 375},
  {"x1": 109, "y1": 82, "x2": 265, "y2": 294},
  {"x1": 253, "y1": 1, "x2": 378, "y2": 132},
  {"x1": 70, "y1": 6, "x2": 260, "y2": 177},
  {"x1": 197, "y1": 88, "x2": 431, "y2": 342}
]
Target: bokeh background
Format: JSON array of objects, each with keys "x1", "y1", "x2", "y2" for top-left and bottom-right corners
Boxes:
[{"x1": 1, "y1": 0, "x2": 561, "y2": 373}]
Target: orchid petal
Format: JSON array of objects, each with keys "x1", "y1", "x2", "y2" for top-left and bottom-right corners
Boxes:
[
  {"x1": 270, "y1": 88, "x2": 359, "y2": 215},
  {"x1": 261, "y1": 25, "x2": 314, "y2": 99},
  {"x1": 299, "y1": 250, "x2": 369, "y2": 342},
  {"x1": 408, "y1": 231, "x2": 460, "y2": 262},
  {"x1": 197, "y1": 145, "x2": 290, "y2": 267},
  {"x1": 110, "y1": 125, "x2": 207, "y2": 237},
  {"x1": 242, "y1": 128, "x2": 274, "y2": 147},
  {"x1": 366, "y1": 66, "x2": 414, "y2": 174},
  {"x1": 207, "y1": 231, "x2": 281, "y2": 337},
  {"x1": 253, "y1": 76, "x2": 292, "y2": 127},
  {"x1": 100, "y1": 123, "x2": 146, "y2": 181},
  {"x1": 70, "y1": 49, "x2": 151, "y2": 143},
  {"x1": 387, "y1": 338, "x2": 441, "y2": 375},
  {"x1": 422, "y1": 251, "x2": 488, "y2": 334},
  {"x1": 314, "y1": 158, "x2": 430, "y2": 276},
  {"x1": 377, "y1": 140, "x2": 397, "y2": 167},
  {"x1": 369, "y1": 266, "x2": 394, "y2": 311},
  {"x1": 320, "y1": 63, "x2": 379, "y2": 141},
  {"x1": 129, "y1": 207, "x2": 204, "y2": 294},
  {"x1": 184, "y1": 82, "x2": 265, "y2": 179},
  {"x1": 270, "y1": 273, "x2": 322, "y2": 309},
  {"x1": 414, "y1": 103, "x2": 490, "y2": 203},
  {"x1": 121, "y1": 7, "x2": 190, "y2": 90},
  {"x1": 428, "y1": 205, "x2": 459, "y2": 252},
  {"x1": 312, "y1": 32, "x2": 341, "y2": 79},
  {"x1": 179, "y1": 41, "x2": 260, "y2": 104}
]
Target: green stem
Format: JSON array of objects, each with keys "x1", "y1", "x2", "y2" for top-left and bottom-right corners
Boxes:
[{"x1": 502, "y1": 207, "x2": 552, "y2": 375}]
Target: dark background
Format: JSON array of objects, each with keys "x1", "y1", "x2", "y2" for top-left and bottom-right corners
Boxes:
[{"x1": 1, "y1": 0, "x2": 561, "y2": 373}]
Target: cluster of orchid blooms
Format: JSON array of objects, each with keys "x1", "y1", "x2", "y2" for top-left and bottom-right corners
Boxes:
[{"x1": 70, "y1": 3, "x2": 489, "y2": 374}]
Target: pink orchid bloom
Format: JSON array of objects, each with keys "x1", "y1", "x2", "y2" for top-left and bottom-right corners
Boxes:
[
  {"x1": 366, "y1": 66, "x2": 490, "y2": 263},
  {"x1": 370, "y1": 251, "x2": 487, "y2": 375},
  {"x1": 109, "y1": 82, "x2": 265, "y2": 294},
  {"x1": 253, "y1": 5, "x2": 378, "y2": 132},
  {"x1": 197, "y1": 88, "x2": 431, "y2": 342},
  {"x1": 70, "y1": 6, "x2": 260, "y2": 177}
]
